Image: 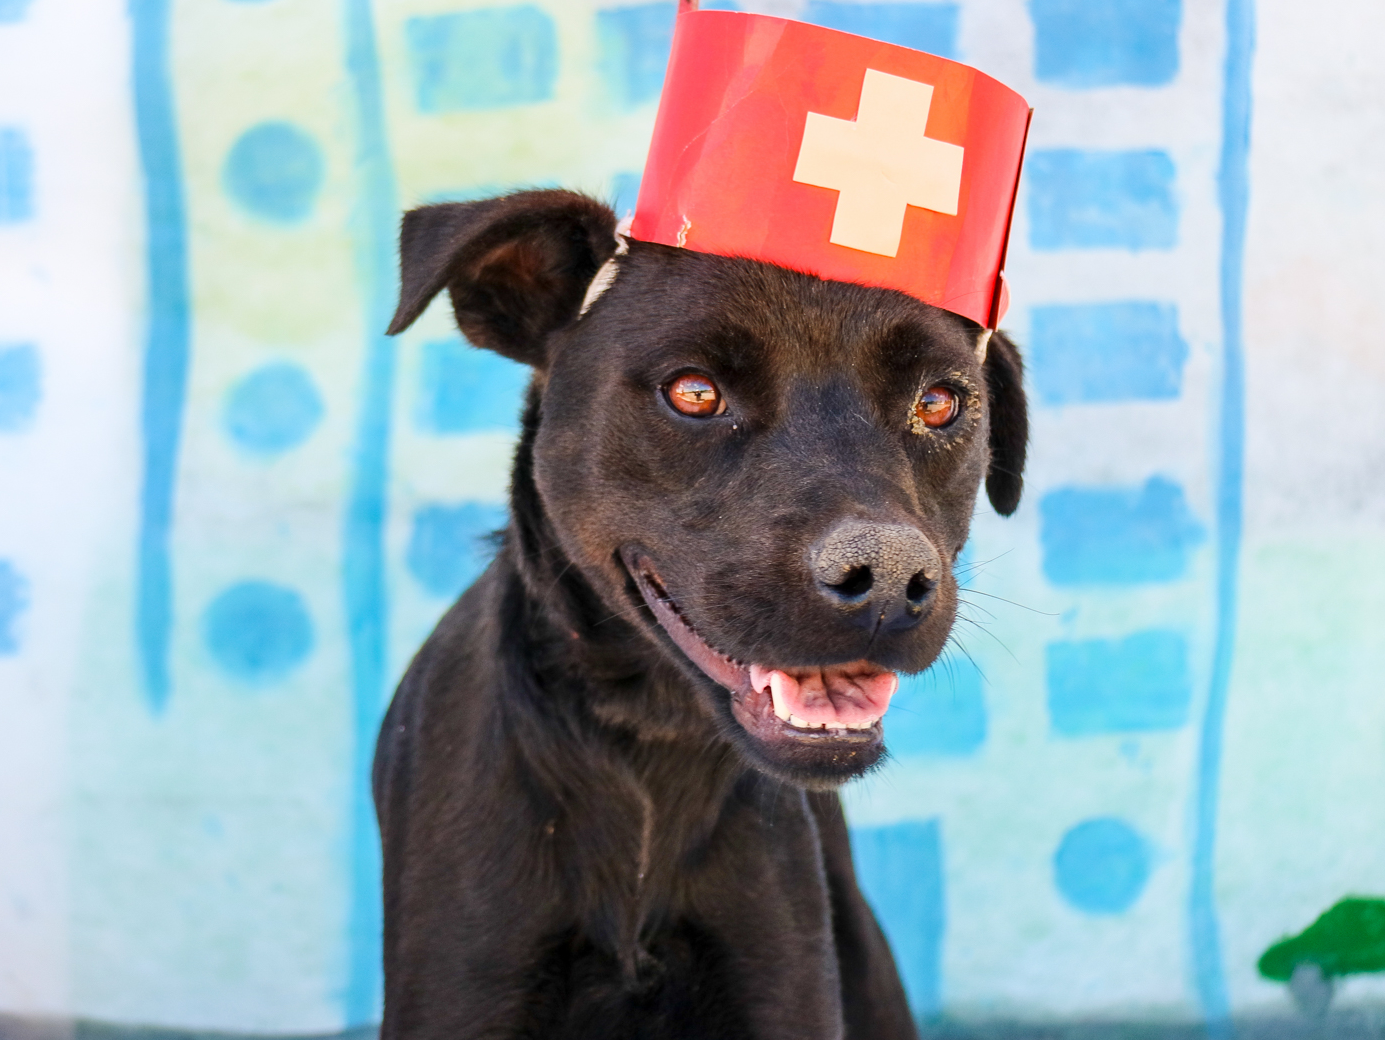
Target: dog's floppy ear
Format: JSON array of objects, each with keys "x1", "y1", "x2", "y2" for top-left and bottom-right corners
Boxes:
[
  {"x1": 386, "y1": 190, "x2": 619, "y2": 368},
  {"x1": 983, "y1": 330, "x2": 1029, "y2": 516}
]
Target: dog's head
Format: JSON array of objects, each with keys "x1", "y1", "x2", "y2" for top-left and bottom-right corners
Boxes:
[{"x1": 390, "y1": 190, "x2": 1027, "y2": 787}]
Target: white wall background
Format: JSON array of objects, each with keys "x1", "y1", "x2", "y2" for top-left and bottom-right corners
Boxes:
[{"x1": 0, "y1": 0, "x2": 1382, "y2": 1032}]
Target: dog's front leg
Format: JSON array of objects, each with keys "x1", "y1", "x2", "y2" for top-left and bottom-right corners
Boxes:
[
  {"x1": 685, "y1": 784, "x2": 851, "y2": 1040},
  {"x1": 379, "y1": 839, "x2": 569, "y2": 1040},
  {"x1": 808, "y1": 790, "x2": 919, "y2": 1040}
]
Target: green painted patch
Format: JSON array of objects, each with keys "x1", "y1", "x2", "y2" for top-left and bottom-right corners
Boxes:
[{"x1": 1258, "y1": 897, "x2": 1385, "y2": 981}]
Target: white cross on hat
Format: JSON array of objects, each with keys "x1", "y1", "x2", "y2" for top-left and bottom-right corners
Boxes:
[{"x1": 793, "y1": 69, "x2": 966, "y2": 258}]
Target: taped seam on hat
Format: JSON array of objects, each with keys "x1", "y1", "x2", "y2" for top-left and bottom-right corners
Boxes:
[{"x1": 579, "y1": 216, "x2": 632, "y2": 317}]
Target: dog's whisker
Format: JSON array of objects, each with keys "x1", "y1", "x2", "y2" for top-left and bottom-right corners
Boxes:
[
  {"x1": 957, "y1": 586, "x2": 1058, "y2": 616},
  {"x1": 952, "y1": 547, "x2": 1013, "y2": 576},
  {"x1": 592, "y1": 600, "x2": 657, "y2": 627},
  {"x1": 951, "y1": 616, "x2": 1018, "y2": 664},
  {"x1": 955, "y1": 597, "x2": 999, "y2": 623}
]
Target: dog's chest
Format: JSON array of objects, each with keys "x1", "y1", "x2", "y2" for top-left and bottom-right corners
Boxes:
[{"x1": 543, "y1": 776, "x2": 845, "y2": 1039}]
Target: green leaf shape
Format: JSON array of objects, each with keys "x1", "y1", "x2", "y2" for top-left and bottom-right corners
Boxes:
[{"x1": 1259, "y1": 897, "x2": 1385, "y2": 981}]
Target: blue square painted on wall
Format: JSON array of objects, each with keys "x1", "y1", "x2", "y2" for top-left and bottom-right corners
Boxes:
[
  {"x1": 1030, "y1": 301, "x2": 1188, "y2": 405},
  {"x1": 0, "y1": 343, "x2": 40, "y2": 431},
  {"x1": 610, "y1": 171, "x2": 642, "y2": 218},
  {"x1": 1031, "y1": 0, "x2": 1181, "y2": 88},
  {"x1": 418, "y1": 338, "x2": 530, "y2": 434},
  {"x1": 0, "y1": 559, "x2": 28, "y2": 655},
  {"x1": 0, "y1": 127, "x2": 34, "y2": 223},
  {"x1": 886, "y1": 656, "x2": 986, "y2": 757},
  {"x1": 804, "y1": 2, "x2": 959, "y2": 59},
  {"x1": 1040, "y1": 476, "x2": 1205, "y2": 586},
  {"x1": 1027, "y1": 149, "x2": 1178, "y2": 251},
  {"x1": 1047, "y1": 629, "x2": 1192, "y2": 735},
  {"x1": 851, "y1": 821, "x2": 944, "y2": 1017},
  {"x1": 597, "y1": 3, "x2": 676, "y2": 108},
  {"x1": 406, "y1": 502, "x2": 510, "y2": 599},
  {"x1": 406, "y1": 6, "x2": 558, "y2": 113}
]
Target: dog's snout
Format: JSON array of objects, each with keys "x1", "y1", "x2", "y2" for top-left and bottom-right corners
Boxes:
[{"x1": 809, "y1": 520, "x2": 941, "y2": 630}]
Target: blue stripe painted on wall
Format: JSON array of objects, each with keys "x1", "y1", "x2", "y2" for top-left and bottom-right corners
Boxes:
[
  {"x1": 1030, "y1": 301, "x2": 1188, "y2": 405},
  {"x1": 131, "y1": 0, "x2": 191, "y2": 714},
  {"x1": 343, "y1": 0, "x2": 399, "y2": 1023},
  {"x1": 1190, "y1": 0, "x2": 1254, "y2": 1031},
  {"x1": 851, "y1": 820, "x2": 945, "y2": 1018},
  {"x1": 1048, "y1": 630, "x2": 1192, "y2": 736}
]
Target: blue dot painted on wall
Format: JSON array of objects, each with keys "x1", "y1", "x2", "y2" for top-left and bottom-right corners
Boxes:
[
  {"x1": 0, "y1": 127, "x2": 35, "y2": 223},
  {"x1": 1054, "y1": 817, "x2": 1152, "y2": 914},
  {"x1": 204, "y1": 581, "x2": 314, "y2": 684},
  {"x1": 223, "y1": 362, "x2": 324, "y2": 455},
  {"x1": 222, "y1": 122, "x2": 325, "y2": 224},
  {"x1": 0, "y1": 343, "x2": 41, "y2": 433},
  {"x1": 407, "y1": 502, "x2": 509, "y2": 599},
  {"x1": 0, "y1": 559, "x2": 30, "y2": 656}
]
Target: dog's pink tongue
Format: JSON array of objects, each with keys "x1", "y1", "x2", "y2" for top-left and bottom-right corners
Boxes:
[{"x1": 748, "y1": 663, "x2": 898, "y2": 728}]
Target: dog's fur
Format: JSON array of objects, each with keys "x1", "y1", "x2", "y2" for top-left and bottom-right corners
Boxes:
[{"x1": 375, "y1": 190, "x2": 1028, "y2": 1039}]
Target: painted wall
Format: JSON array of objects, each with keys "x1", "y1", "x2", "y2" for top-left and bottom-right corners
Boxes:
[{"x1": 0, "y1": 0, "x2": 1382, "y2": 1032}]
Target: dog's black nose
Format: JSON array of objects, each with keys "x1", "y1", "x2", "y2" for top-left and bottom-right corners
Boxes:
[{"x1": 809, "y1": 520, "x2": 941, "y2": 630}]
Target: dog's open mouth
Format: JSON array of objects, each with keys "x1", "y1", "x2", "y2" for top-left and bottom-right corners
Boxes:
[{"x1": 623, "y1": 552, "x2": 897, "y2": 747}]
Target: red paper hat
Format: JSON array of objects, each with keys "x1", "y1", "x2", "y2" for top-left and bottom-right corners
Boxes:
[{"x1": 628, "y1": 3, "x2": 1031, "y2": 328}]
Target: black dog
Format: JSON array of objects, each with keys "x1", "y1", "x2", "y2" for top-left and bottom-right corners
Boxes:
[{"x1": 374, "y1": 189, "x2": 1027, "y2": 1039}]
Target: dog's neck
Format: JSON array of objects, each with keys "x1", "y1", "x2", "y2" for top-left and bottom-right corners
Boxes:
[
  {"x1": 503, "y1": 385, "x2": 721, "y2": 733},
  {"x1": 502, "y1": 380, "x2": 750, "y2": 781},
  {"x1": 494, "y1": 469, "x2": 756, "y2": 980}
]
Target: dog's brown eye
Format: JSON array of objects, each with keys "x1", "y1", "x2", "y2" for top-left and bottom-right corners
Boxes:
[
  {"x1": 915, "y1": 386, "x2": 958, "y2": 428},
  {"x1": 665, "y1": 373, "x2": 725, "y2": 417}
]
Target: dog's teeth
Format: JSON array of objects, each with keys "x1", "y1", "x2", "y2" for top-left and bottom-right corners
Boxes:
[
  {"x1": 768, "y1": 678, "x2": 792, "y2": 722},
  {"x1": 787, "y1": 713, "x2": 812, "y2": 729},
  {"x1": 825, "y1": 722, "x2": 847, "y2": 732}
]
